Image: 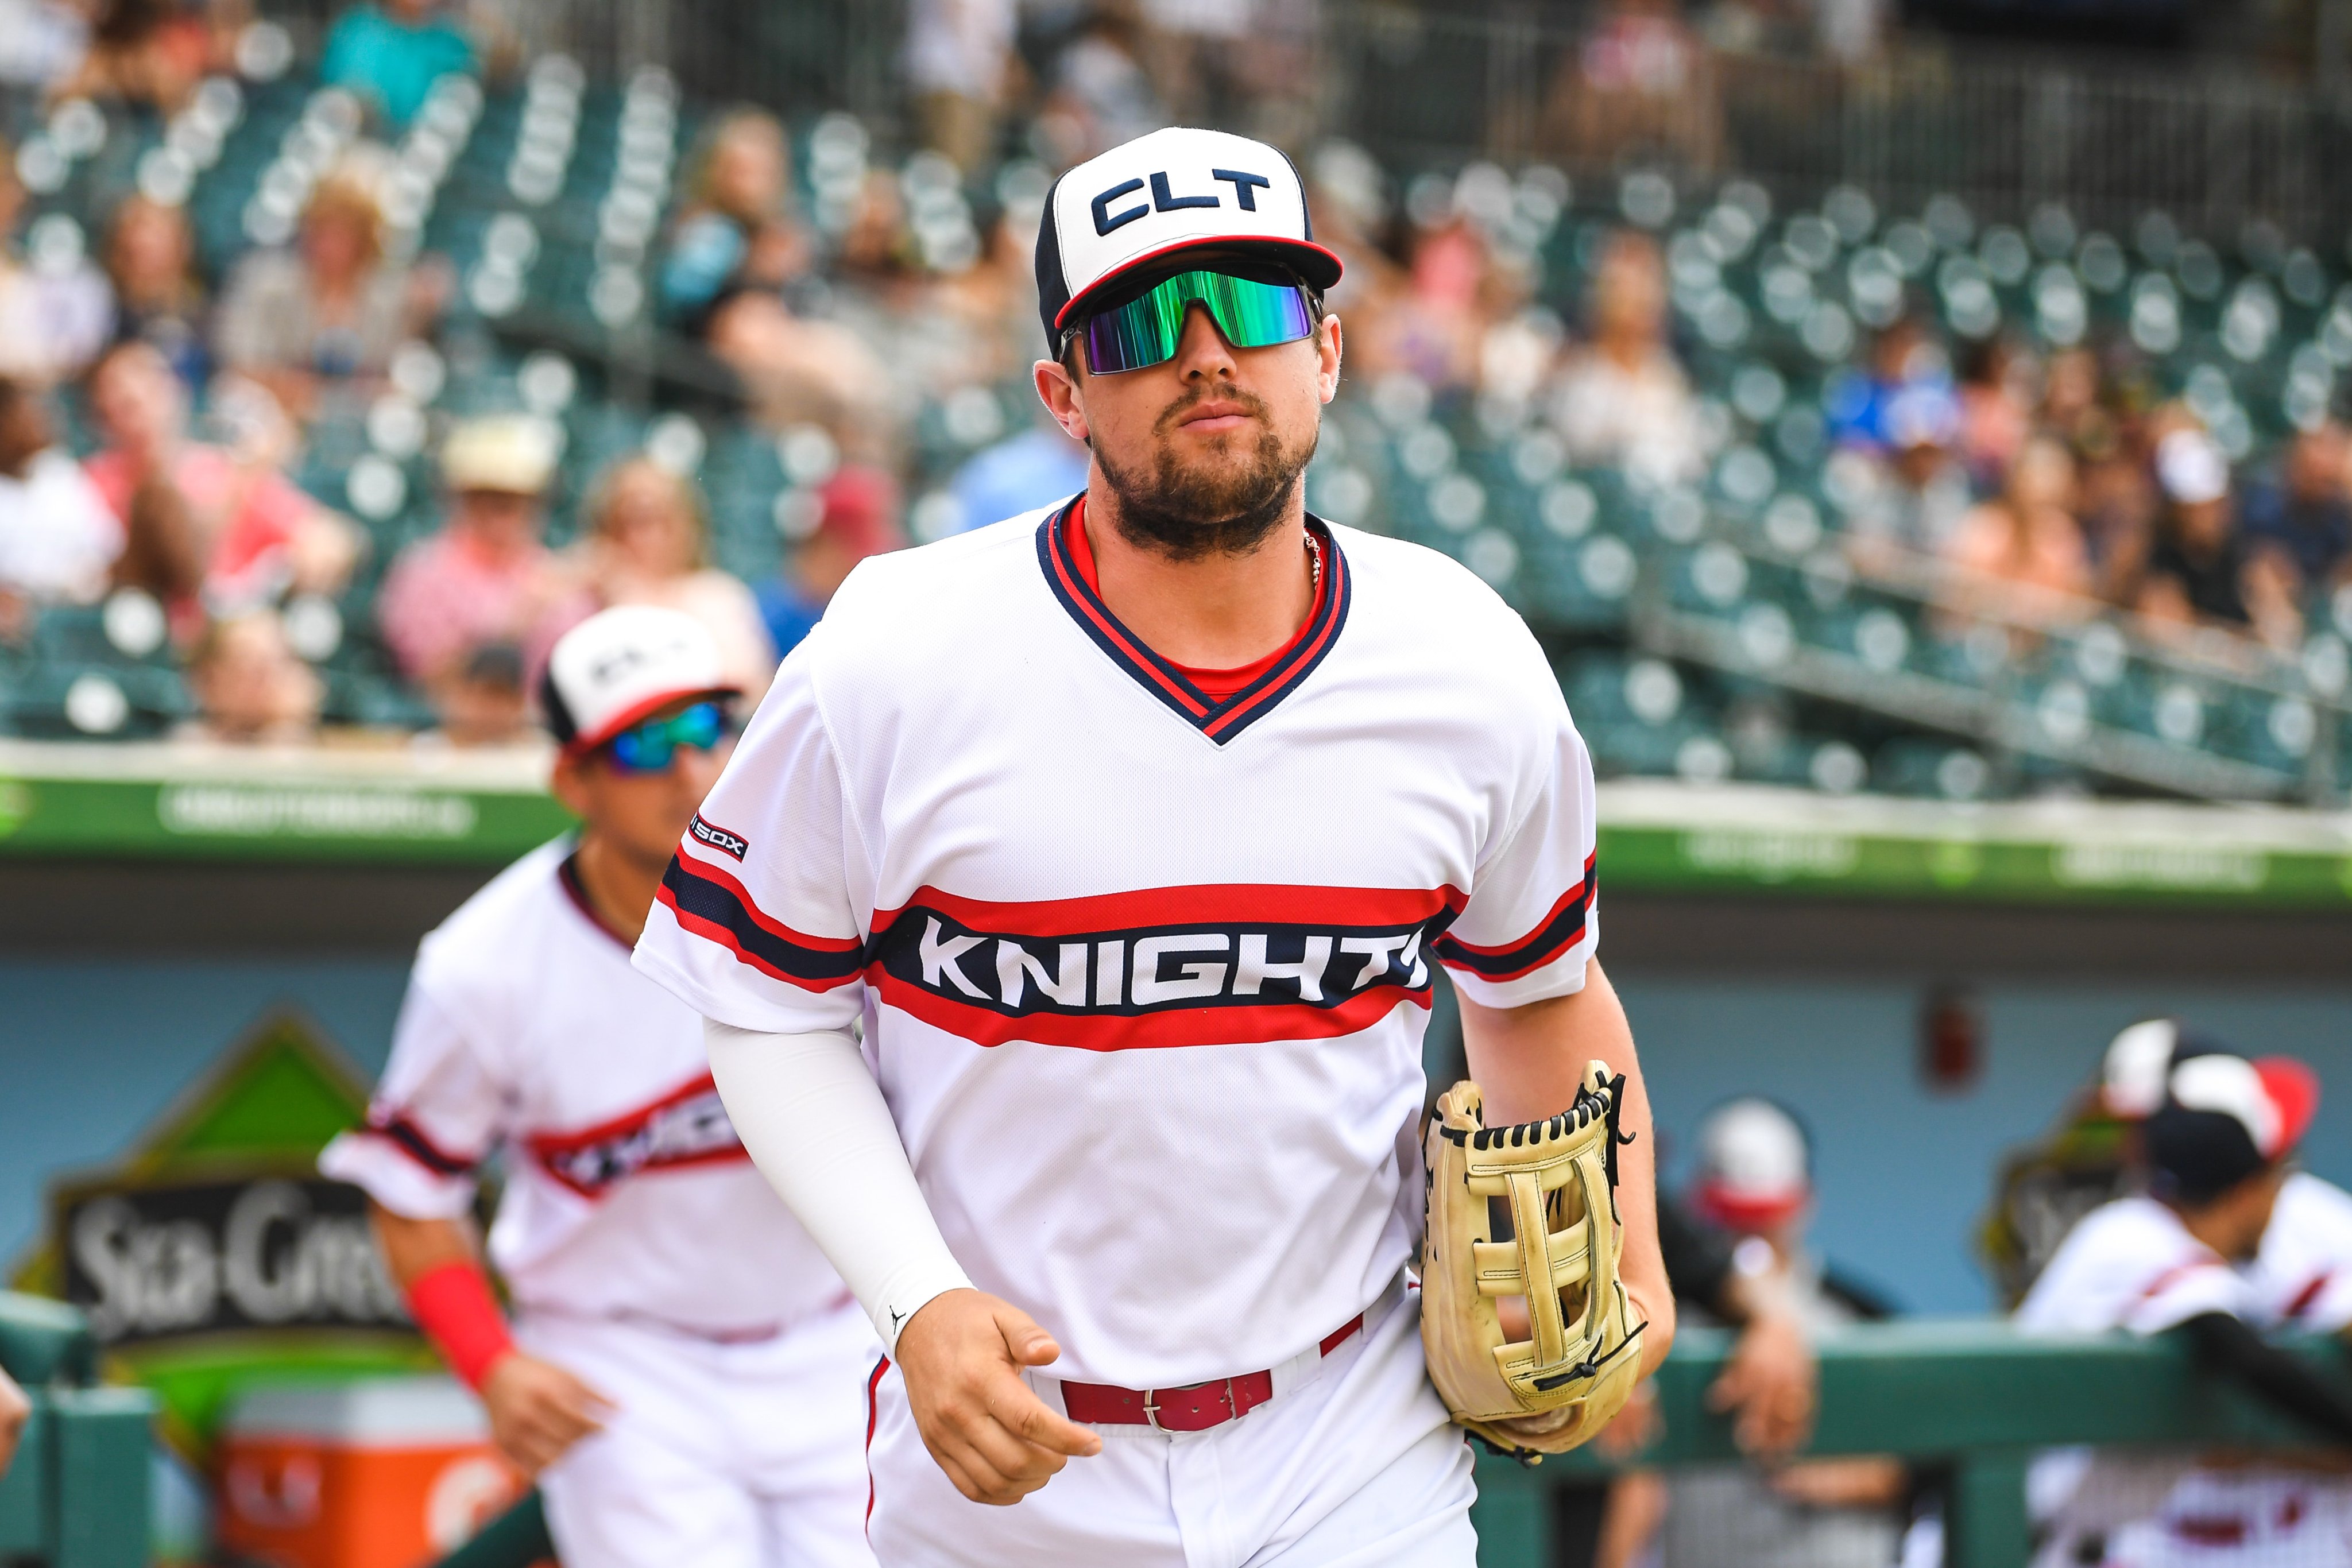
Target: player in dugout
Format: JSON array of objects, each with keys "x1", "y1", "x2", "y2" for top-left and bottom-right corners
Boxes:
[
  {"x1": 320, "y1": 605, "x2": 877, "y2": 1568},
  {"x1": 2020, "y1": 1046, "x2": 2352, "y2": 1566},
  {"x1": 634, "y1": 125, "x2": 1676, "y2": 1566}
]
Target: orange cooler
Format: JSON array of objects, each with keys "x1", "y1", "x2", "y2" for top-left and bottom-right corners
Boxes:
[{"x1": 217, "y1": 1377, "x2": 527, "y2": 1568}]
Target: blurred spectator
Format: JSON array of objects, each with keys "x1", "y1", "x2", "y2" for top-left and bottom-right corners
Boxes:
[
  {"x1": 215, "y1": 170, "x2": 437, "y2": 422},
  {"x1": 1630, "y1": 1101, "x2": 1906, "y2": 1568},
  {"x1": 904, "y1": 0, "x2": 1017, "y2": 172},
  {"x1": 0, "y1": 376, "x2": 122, "y2": 636},
  {"x1": 179, "y1": 608, "x2": 324, "y2": 744},
  {"x1": 1827, "y1": 317, "x2": 1950, "y2": 455},
  {"x1": 1032, "y1": 4, "x2": 1165, "y2": 167},
  {"x1": 1942, "y1": 435, "x2": 2094, "y2": 627},
  {"x1": 538, "y1": 456, "x2": 777, "y2": 701},
  {"x1": 1539, "y1": 0, "x2": 1721, "y2": 172},
  {"x1": 377, "y1": 414, "x2": 569, "y2": 693},
  {"x1": 2137, "y1": 427, "x2": 2303, "y2": 647},
  {"x1": 658, "y1": 110, "x2": 815, "y2": 338},
  {"x1": 0, "y1": 149, "x2": 113, "y2": 389},
  {"x1": 84, "y1": 342, "x2": 362, "y2": 637},
  {"x1": 417, "y1": 640, "x2": 533, "y2": 748},
  {"x1": 50, "y1": 0, "x2": 214, "y2": 111},
  {"x1": 758, "y1": 466, "x2": 903, "y2": 660},
  {"x1": 0, "y1": 0, "x2": 90, "y2": 94},
  {"x1": 319, "y1": 0, "x2": 478, "y2": 131},
  {"x1": 951, "y1": 414, "x2": 1090, "y2": 532},
  {"x1": 1953, "y1": 336, "x2": 2033, "y2": 489},
  {"x1": 1548, "y1": 230, "x2": 1704, "y2": 485},
  {"x1": 105, "y1": 193, "x2": 210, "y2": 389},
  {"x1": 1844, "y1": 384, "x2": 1970, "y2": 562},
  {"x1": 2239, "y1": 421, "x2": 2351, "y2": 605}
]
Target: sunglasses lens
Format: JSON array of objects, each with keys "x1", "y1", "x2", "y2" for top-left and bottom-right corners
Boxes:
[
  {"x1": 603, "y1": 702, "x2": 727, "y2": 773},
  {"x1": 1078, "y1": 271, "x2": 1314, "y2": 374}
]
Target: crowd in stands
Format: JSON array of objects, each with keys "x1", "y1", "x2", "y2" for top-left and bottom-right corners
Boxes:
[{"x1": 0, "y1": 0, "x2": 2342, "y2": 795}]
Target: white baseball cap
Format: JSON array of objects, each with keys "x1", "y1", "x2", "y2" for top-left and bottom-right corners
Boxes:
[
  {"x1": 1693, "y1": 1098, "x2": 1812, "y2": 1232},
  {"x1": 1034, "y1": 126, "x2": 1343, "y2": 349},
  {"x1": 2156, "y1": 427, "x2": 2229, "y2": 505},
  {"x1": 541, "y1": 605, "x2": 740, "y2": 756}
]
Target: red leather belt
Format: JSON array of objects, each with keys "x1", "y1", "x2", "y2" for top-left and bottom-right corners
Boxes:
[{"x1": 1058, "y1": 1314, "x2": 1365, "y2": 1433}]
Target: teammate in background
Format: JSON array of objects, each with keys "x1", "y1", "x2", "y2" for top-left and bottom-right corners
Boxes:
[
  {"x1": 635, "y1": 126, "x2": 1675, "y2": 1566},
  {"x1": 1634, "y1": 1101, "x2": 1908, "y2": 1568},
  {"x1": 2100, "y1": 1018, "x2": 2352, "y2": 1331},
  {"x1": 321, "y1": 607, "x2": 876, "y2": 1568},
  {"x1": 2019, "y1": 1050, "x2": 2352, "y2": 1567}
]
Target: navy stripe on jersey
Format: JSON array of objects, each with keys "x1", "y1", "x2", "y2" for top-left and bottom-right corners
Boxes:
[
  {"x1": 1433, "y1": 854, "x2": 1597, "y2": 983},
  {"x1": 371, "y1": 1114, "x2": 479, "y2": 1177},
  {"x1": 659, "y1": 853, "x2": 868, "y2": 991},
  {"x1": 1035, "y1": 501, "x2": 1352, "y2": 745}
]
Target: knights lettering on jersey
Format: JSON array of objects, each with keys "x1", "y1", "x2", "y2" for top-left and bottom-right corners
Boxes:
[{"x1": 864, "y1": 884, "x2": 1464, "y2": 1049}]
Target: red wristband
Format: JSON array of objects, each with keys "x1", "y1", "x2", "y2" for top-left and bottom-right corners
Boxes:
[{"x1": 405, "y1": 1261, "x2": 516, "y2": 1392}]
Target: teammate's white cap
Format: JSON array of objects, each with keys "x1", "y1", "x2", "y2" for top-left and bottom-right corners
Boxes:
[
  {"x1": 1035, "y1": 126, "x2": 1343, "y2": 346},
  {"x1": 542, "y1": 605, "x2": 741, "y2": 756},
  {"x1": 2168, "y1": 1054, "x2": 2318, "y2": 1163},
  {"x1": 1692, "y1": 1098, "x2": 1811, "y2": 1233},
  {"x1": 2100, "y1": 1018, "x2": 2180, "y2": 1119}
]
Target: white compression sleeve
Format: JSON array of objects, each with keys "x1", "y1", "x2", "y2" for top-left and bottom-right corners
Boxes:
[{"x1": 705, "y1": 1019, "x2": 973, "y2": 1352}]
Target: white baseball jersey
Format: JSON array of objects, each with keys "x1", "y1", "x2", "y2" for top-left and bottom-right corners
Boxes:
[
  {"x1": 2247, "y1": 1172, "x2": 2352, "y2": 1331},
  {"x1": 633, "y1": 505, "x2": 1599, "y2": 1389},
  {"x1": 321, "y1": 839, "x2": 849, "y2": 1335},
  {"x1": 2016, "y1": 1194, "x2": 2253, "y2": 1336}
]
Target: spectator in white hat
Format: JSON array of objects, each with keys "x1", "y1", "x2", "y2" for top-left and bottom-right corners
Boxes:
[
  {"x1": 2138, "y1": 425, "x2": 2302, "y2": 648},
  {"x1": 377, "y1": 414, "x2": 572, "y2": 698}
]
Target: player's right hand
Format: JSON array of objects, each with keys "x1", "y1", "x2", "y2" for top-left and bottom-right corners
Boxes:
[
  {"x1": 481, "y1": 1353, "x2": 616, "y2": 1477},
  {"x1": 895, "y1": 1288, "x2": 1103, "y2": 1506}
]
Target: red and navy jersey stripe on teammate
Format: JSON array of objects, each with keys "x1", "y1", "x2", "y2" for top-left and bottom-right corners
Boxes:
[
  {"x1": 1432, "y1": 851, "x2": 1596, "y2": 985},
  {"x1": 657, "y1": 854, "x2": 868, "y2": 992}
]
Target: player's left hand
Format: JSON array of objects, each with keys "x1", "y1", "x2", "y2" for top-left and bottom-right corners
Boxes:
[{"x1": 1707, "y1": 1303, "x2": 1814, "y2": 1458}]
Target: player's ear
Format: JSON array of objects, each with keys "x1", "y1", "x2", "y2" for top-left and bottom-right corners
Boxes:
[
  {"x1": 1316, "y1": 313, "x2": 1343, "y2": 404},
  {"x1": 1034, "y1": 357, "x2": 1089, "y2": 446},
  {"x1": 549, "y1": 749, "x2": 595, "y2": 820}
]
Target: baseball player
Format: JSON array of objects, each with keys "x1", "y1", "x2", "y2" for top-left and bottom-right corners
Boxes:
[
  {"x1": 2018, "y1": 1048, "x2": 2352, "y2": 1568},
  {"x1": 632, "y1": 126, "x2": 1674, "y2": 1567},
  {"x1": 2102, "y1": 1019, "x2": 2352, "y2": 1331},
  {"x1": 320, "y1": 606, "x2": 877, "y2": 1568}
]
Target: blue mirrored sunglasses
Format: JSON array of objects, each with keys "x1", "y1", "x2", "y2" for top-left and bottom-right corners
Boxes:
[{"x1": 602, "y1": 700, "x2": 731, "y2": 773}]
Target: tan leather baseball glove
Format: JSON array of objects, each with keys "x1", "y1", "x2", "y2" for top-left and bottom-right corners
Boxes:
[{"x1": 1420, "y1": 1063, "x2": 1647, "y2": 1460}]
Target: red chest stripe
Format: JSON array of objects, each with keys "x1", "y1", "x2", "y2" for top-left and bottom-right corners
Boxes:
[{"x1": 524, "y1": 1073, "x2": 750, "y2": 1198}]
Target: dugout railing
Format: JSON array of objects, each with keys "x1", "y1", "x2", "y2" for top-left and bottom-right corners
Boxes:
[{"x1": 5, "y1": 1296, "x2": 2343, "y2": 1568}]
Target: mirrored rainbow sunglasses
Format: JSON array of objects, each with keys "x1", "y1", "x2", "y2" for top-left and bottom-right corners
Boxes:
[
  {"x1": 1073, "y1": 268, "x2": 1318, "y2": 375},
  {"x1": 602, "y1": 700, "x2": 731, "y2": 773}
]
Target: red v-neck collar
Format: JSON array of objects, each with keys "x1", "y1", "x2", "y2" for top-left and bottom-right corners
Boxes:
[{"x1": 1038, "y1": 496, "x2": 1350, "y2": 744}]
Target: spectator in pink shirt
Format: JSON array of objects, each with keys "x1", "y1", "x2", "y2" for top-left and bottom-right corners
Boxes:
[
  {"x1": 377, "y1": 414, "x2": 571, "y2": 698},
  {"x1": 84, "y1": 340, "x2": 361, "y2": 639}
]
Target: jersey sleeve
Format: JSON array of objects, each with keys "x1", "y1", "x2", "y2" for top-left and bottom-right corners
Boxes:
[
  {"x1": 2123, "y1": 1257, "x2": 2252, "y2": 1335},
  {"x1": 1433, "y1": 690, "x2": 1600, "y2": 1009},
  {"x1": 316, "y1": 982, "x2": 504, "y2": 1220},
  {"x1": 632, "y1": 640, "x2": 871, "y2": 1034}
]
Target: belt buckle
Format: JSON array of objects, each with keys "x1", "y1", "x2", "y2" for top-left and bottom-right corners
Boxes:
[{"x1": 1142, "y1": 1378, "x2": 1235, "y2": 1433}]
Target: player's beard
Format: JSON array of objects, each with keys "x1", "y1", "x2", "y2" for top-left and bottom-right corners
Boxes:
[{"x1": 1092, "y1": 386, "x2": 1318, "y2": 562}]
